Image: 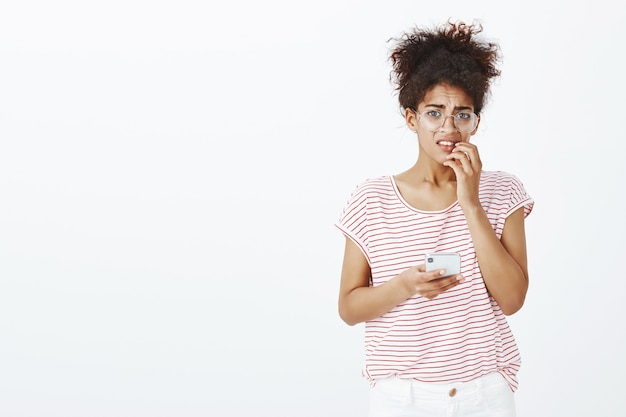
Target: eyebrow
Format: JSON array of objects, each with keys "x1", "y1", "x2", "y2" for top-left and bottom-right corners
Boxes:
[{"x1": 424, "y1": 104, "x2": 474, "y2": 111}]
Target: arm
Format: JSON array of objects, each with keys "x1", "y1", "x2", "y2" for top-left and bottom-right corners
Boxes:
[
  {"x1": 338, "y1": 236, "x2": 464, "y2": 326},
  {"x1": 445, "y1": 142, "x2": 529, "y2": 315},
  {"x1": 462, "y1": 205, "x2": 529, "y2": 315}
]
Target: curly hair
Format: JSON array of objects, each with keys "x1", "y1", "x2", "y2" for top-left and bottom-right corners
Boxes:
[{"x1": 389, "y1": 20, "x2": 501, "y2": 115}]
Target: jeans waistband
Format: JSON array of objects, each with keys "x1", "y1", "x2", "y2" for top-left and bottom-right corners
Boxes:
[{"x1": 373, "y1": 372, "x2": 506, "y2": 401}]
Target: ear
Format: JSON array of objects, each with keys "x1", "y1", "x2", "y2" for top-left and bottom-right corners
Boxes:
[{"x1": 405, "y1": 108, "x2": 418, "y2": 132}]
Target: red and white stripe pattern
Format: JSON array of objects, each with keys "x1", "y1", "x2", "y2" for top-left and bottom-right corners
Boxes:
[{"x1": 335, "y1": 171, "x2": 533, "y2": 391}]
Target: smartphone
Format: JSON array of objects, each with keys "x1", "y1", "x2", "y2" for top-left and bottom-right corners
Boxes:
[{"x1": 424, "y1": 252, "x2": 461, "y2": 278}]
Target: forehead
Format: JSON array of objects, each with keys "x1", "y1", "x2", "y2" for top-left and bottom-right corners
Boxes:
[{"x1": 421, "y1": 83, "x2": 474, "y2": 109}]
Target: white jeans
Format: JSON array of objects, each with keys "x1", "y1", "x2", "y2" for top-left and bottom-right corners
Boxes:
[{"x1": 369, "y1": 372, "x2": 516, "y2": 417}]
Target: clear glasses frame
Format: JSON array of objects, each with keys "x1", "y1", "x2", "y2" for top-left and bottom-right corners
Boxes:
[{"x1": 415, "y1": 109, "x2": 479, "y2": 133}]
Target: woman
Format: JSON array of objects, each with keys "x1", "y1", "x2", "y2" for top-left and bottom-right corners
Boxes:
[{"x1": 335, "y1": 21, "x2": 533, "y2": 417}]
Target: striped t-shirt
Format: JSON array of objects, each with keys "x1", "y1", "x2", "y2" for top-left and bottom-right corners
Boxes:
[{"x1": 335, "y1": 170, "x2": 534, "y2": 391}]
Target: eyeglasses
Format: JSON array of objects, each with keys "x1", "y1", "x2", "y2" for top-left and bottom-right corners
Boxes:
[{"x1": 415, "y1": 109, "x2": 479, "y2": 133}]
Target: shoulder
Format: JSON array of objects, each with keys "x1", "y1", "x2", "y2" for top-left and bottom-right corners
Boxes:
[
  {"x1": 480, "y1": 170, "x2": 534, "y2": 217},
  {"x1": 348, "y1": 176, "x2": 394, "y2": 198},
  {"x1": 340, "y1": 175, "x2": 397, "y2": 216},
  {"x1": 337, "y1": 176, "x2": 395, "y2": 227},
  {"x1": 480, "y1": 170, "x2": 527, "y2": 190},
  {"x1": 480, "y1": 170, "x2": 518, "y2": 182}
]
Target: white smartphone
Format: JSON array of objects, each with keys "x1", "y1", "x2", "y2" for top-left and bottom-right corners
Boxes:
[{"x1": 424, "y1": 252, "x2": 461, "y2": 278}]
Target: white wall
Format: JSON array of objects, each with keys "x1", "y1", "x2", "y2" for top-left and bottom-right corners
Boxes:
[{"x1": 1, "y1": 1, "x2": 625, "y2": 416}]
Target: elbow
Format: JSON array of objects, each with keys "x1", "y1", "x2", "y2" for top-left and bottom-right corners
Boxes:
[
  {"x1": 341, "y1": 317, "x2": 359, "y2": 326},
  {"x1": 501, "y1": 303, "x2": 523, "y2": 316},
  {"x1": 500, "y1": 293, "x2": 526, "y2": 316},
  {"x1": 338, "y1": 303, "x2": 361, "y2": 326},
  {"x1": 496, "y1": 272, "x2": 529, "y2": 316}
]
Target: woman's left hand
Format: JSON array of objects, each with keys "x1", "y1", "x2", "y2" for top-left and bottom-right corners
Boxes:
[{"x1": 443, "y1": 142, "x2": 482, "y2": 208}]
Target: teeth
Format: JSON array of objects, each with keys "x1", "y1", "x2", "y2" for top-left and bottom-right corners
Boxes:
[{"x1": 438, "y1": 141, "x2": 456, "y2": 146}]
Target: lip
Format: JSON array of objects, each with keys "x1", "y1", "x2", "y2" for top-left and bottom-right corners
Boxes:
[{"x1": 436, "y1": 139, "x2": 458, "y2": 153}]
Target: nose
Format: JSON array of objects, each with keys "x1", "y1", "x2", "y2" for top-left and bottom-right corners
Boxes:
[{"x1": 439, "y1": 115, "x2": 457, "y2": 131}]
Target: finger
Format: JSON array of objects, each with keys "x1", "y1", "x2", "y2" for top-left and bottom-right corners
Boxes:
[
  {"x1": 449, "y1": 149, "x2": 479, "y2": 174},
  {"x1": 453, "y1": 142, "x2": 478, "y2": 153},
  {"x1": 427, "y1": 273, "x2": 464, "y2": 291},
  {"x1": 442, "y1": 157, "x2": 463, "y2": 173},
  {"x1": 445, "y1": 152, "x2": 472, "y2": 172},
  {"x1": 424, "y1": 280, "x2": 459, "y2": 299},
  {"x1": 448, "y1": 149, "x2": 472, "y2": 163},
  {"x1": 424, "y1": 269, "x2": 451, "y2": 282},
  {"x1": 454, "y1": 143, "x2": 481, "y2": 166},
  {"x1": 419, "y1": 279, "x2": 456, "y2": 300},
  {"x1": 415, "y1": 263, "x2": 449, "y2": 280},
  {"x1": 433, "y1": 274, "x2": 464, "y2": 288}
]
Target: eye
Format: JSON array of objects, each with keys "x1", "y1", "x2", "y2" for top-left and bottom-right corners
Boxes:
[
  {"x1": 425, "y1": 110, "x2": 442, "y2": 118},
  {"x1": 455, "y1": 112, "x2": 472, "y2": 120}
]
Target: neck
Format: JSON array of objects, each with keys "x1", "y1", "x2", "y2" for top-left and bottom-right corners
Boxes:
[{"x1": 406, "y1": 157, "x2": 456, "y2": 186}]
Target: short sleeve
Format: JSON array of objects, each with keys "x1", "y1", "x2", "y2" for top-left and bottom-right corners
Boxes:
[
  {"x1": 507, "y1": 174, "x2": 534, "y2": 219},
  {"x1": 334, "y1": 182, "x2": 371, "y2": 262}
]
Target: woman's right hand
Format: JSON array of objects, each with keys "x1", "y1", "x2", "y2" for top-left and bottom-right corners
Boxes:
[
  {"x1": 398, "y1": 265, "x2": 465, "y2": 299},
  {"x1": 339, "y1": 237, "x2": 466, "y2": 325}
]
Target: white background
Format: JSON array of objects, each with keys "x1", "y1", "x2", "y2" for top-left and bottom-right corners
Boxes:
[{"x1": 1, "y1": 1, "x2": 625, "y2": 416}]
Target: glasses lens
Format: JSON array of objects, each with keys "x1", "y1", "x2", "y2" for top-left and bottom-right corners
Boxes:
[
  {"x1": 453, "y1": 112, "x2": 477, "y2": 133},
  {"x1": 419, "y1": 111, "x2": 443, "y2": 131}
]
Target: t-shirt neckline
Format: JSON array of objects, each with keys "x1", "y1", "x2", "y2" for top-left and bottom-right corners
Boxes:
[{"x1": 389, "y1": 175, "x2": 460, "y2": 214}]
